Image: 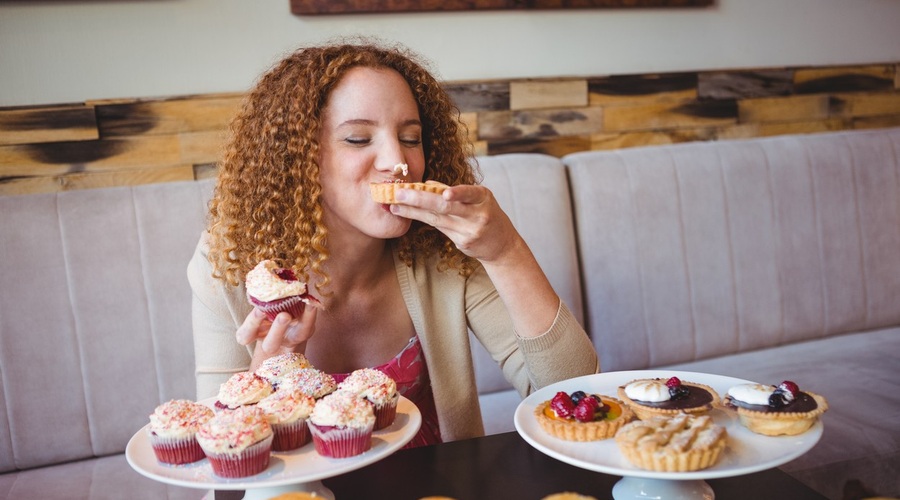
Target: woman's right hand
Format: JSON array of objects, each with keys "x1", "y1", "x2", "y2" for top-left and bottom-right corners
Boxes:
[{"x1": 236, "y1": 306, "x2": 318, "y2": 360}]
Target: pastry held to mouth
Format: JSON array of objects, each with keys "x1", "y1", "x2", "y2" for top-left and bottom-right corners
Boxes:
[{"x1": 369, "y1": 180, "x2": 448, "y2": 204}]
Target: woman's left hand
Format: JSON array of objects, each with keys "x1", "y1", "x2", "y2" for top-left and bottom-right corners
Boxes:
[{"x1": 390, "y1": 182, "x2": 518, "y2": 263}]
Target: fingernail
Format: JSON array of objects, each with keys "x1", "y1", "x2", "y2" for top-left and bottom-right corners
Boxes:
[{"x1": 395, "y1": 189, "x2": 407, "y2": 202}]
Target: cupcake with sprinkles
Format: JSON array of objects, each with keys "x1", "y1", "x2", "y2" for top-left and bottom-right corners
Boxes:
[
  {"x1": 256, "y1": 352, "x2": 314, "y2": 389},
  {"x1": 278, "y1": 368, "x2": 337, "y2": 400},
  {"x1": 147, "y1": 399, "x2": 214, "y2": 465},
  {"x1": 257, "y1": 389, "x2": 316, "y2": 451},
  {"x1": 196, "y1": 406, "x2": 274, "y2": 478},
  {"x1": 337, "y1": 368, "x2": 399, "y2": 430},
  {"x1": 245, "y1": 260, "x2": 322, "y2": 321},
  {"x1": 307, "y1": 391, "x2": 376, "y2": 458},
  {"x1": 215, "y1": 371, "x2": 274, "y2": 410}
]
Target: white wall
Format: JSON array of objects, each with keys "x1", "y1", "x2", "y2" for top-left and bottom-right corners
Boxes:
[{"x1": 1, "y1": 0, "x2": 898, "y2": 107}]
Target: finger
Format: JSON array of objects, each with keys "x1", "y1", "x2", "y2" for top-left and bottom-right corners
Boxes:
[
  {"x1": 284, "y1": 306, "x2": 318, "y2": 345},
  {"x1": 236, "y1": 307, "x2": 267, "y2": 345},
  {"x1": 260, "y1": 312, "x2": 292, "y2": 354}
]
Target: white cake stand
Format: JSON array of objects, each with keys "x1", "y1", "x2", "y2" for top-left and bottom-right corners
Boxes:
[
  {"x1": 514, "y1": 370, "x2": 823, "y2": 500},
  {"x1": 127, "y1": 397, "x2": 421, "y2": 500}
]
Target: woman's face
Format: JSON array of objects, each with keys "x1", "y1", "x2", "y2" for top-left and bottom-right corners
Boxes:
[{"x1": 318, "y1": 66, "x2": 426, "y2": 241}]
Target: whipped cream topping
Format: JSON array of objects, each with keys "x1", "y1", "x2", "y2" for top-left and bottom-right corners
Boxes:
[
  {"x1": 257, "y1": 389, "x2": 316, "y2": 425},
  {"x1": 197, "y1": 406, "x2": 273, "y2": 455},
  {"x1": 392, "y1": 163, "x2": 409, "y2": 177},
  {"x1": 338, "y1": 368, "x2": 398, "y2": 406},
  {"x1": 217, "y1": 372, "x2": 274, "y2": 408},
  {"x1": 624, "y1": 379, "x2": 671, "y2": 403},
  {"x1": 256, "y1": 353, "x2": 314, "y2": 384},
  {"x1": 309, "y1": 390, "x2": 375, "y2": 429},
  {"x1": 149, "y1": 399, "x2": 214, "y2": 439},
  {"x1": 245, "y1": 260, "x2": 307, "y2": 302},
  {"x1": 278, "y1": 368, "x2": 336, "y2": 399},
  {"x1": 727, "y1": 383, "x2": 775, "y2": 405}
]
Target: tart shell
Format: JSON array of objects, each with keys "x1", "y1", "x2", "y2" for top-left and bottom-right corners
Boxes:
[
  {"x1": 534, "y1": 396, "x2": 634, "y2": 441},
  {"x1": 617, "y1": 380, "x2": 720, "y2": 421},
  {"x1": 726, "y1": 391, "x2": 828, "y2": 436}
]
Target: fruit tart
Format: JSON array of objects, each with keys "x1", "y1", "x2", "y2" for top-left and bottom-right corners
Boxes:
[
  {"x1": 534, "y1": 390, "x2": 634, "y2": 441},
  {"x1": 723, "y1": 380, "x2": 828, "y2": 436},
  {"x1": 617, "y1": 376, "x2": 718, "y2": 421}
]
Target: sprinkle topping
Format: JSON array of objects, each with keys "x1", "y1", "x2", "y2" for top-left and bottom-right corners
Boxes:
[
  {"x1": 257, "y1": 389, "x2": 316, "y2": 424},
  {"x1": 256, "y1": 353, "x2": 314, "y2": 385},
  {"x1": 197, "y1": 406, "x2": 273, "y2": 454},
  {"x1": 149, "y1": 399, "x2": 214, "y2": 439},
  {"x1": 309, "y1": 390, "x2": 375, "y2": 429},
  {"x1": 217, "y1": 371, "x2": 274, "y2": 408},
  {"x1": 278, "y1": 368, "x2": 336, "y2": 399},
  {"x1": 338, "y1": 368, "x2": 398, "y2": 406}
]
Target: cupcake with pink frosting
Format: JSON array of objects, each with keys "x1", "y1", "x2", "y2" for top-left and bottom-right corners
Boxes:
[
  {"x1": 307, "y1": 391, "x2": 375, "y2": 458},
  {"x1": 256, "y1": 352, "x2": 314, "y2": 389},
  {"x1": 197, "y1": 406, "x2": 274, "y2": 478},
  {"x1": 257, "y1": 389, "x2": 316, "y2": 451},
  {"x1": 147, "y1": 399, "x2": 214, "y2": 465},
  {"x1": 215, "y1": 371, "x2": 274, "y2": 411},
  {"x1": 246, "y1": 260, "x2": 322, "y2": 321},
  {"x1": 338, "y1": 368, "x2": 399, "y2": 430}
]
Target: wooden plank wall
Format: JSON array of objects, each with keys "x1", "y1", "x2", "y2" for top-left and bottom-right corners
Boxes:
[{"x1": 2, "y1": 63, "x2": 899, "y2": 196}]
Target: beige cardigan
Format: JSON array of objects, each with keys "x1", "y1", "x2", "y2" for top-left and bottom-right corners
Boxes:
[{"x1": 187, "y1": 234, "x2": 598, "y2": 442}]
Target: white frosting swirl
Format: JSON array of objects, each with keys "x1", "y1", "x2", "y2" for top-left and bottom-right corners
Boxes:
[
  {"x1": 624, "y1": 379, "x2": 671, "y2": 402},
  {"x1": 256, "y1": 353, "x2": 313, "y2": 385},
  {"x1": 338, "y1": 368, "x2": 398, "y2": 406},
  {"x1": 245, "y1": 260, "x2": 307, "y2": 302},
  {"x1": 392, "y1": 163, "x2": 409, "y2": 176},
  {"x1": 257, "y1": 390, "x2": 316, "y2": 425},
  {"x1": 148, "y1": 399, "x2": 213, "y2": 439},
  {"x1": 278, "y1": 368, "x2": 336, "y2": 399},
  {"x1": 216, "y1": 371, "x2": 274, "y2": 408},
  {"x1": 197, "y1": 406, "x2": 272, "y2": 454},
  {"x1": 727, "y1": 383, "x2": 775, "y2": 405},
  {"x1": 309, "y1": 390, "x2": 375, "y2": 429}
]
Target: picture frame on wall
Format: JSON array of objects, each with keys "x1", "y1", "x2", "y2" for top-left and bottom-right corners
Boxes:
[{"x1": 291, "y1": 0, "x2": 714, "y2": 16}]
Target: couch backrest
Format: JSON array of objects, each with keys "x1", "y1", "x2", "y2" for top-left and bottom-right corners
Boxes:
[
  {"x1": 0, "y1": 180, "x2": 212, "y2": 472},
  {"x1": 468, "y1": 153, "x2": 584, "y2": 394},
  {"x1": 0, "y1": 152, "x2": 583, "y2": 471},
  {"x1": 565, "y1": 127, "x2": 900, "y2": 372}
]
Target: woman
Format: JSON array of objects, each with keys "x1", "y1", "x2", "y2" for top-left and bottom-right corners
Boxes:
[{"x1": 187, "y1": 41, "x2": 598, "y2": 446}]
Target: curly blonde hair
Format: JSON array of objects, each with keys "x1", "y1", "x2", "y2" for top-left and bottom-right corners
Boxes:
[{"x1": 207, "y1": 41, "x2": 479, "y2": 291}]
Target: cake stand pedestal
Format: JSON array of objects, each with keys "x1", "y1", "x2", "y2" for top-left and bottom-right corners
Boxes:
[
  {"x1": 612, "y1": 476, "x2": 714, "y2": 500},
  {"x1": 240, "y1": 480, "x2": 334, "y2": 500}
]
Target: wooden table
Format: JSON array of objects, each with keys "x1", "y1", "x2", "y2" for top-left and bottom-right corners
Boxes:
[{"x1": 319, "y1": 431, "x2": 828, "y2": 499}]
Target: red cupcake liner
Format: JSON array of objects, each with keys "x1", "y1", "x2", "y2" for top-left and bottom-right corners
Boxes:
[
  {"x1": 372, "y1": 393, "x2": 399, "y2": 431},
  {"x1": 248, "y1": 294, "x2": 310, "y2": 322},
  {"x1": 148, "y1": 432, "x2": 206, "y2": 465},
  {"x1": 203, "y1": 434, "x2": 274, "y2": 478},
  {"x1": 307, "y1": 422, "x2": 373, "y2": 458},
  {"x1": 271, "y1": 419, "x2": 311, "y2": 452}
]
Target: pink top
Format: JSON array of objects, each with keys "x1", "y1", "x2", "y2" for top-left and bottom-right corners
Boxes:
[{"x1": 331, "y1": 336, "x2": 442, "y2": 448}]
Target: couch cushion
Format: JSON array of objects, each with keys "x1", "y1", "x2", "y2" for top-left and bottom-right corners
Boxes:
[
  {"x1": 564, "y1": 127, "x2": 900, "y2": 372},
  {"x1": 468, "y1": 153, "x2": 584, "y2": 394},
  {"x1": 0, "y1": 454, "x2": 199, "y2": 500},
  {"x1": 0, "y1": 179, "x2": 213, "y2": 471}
]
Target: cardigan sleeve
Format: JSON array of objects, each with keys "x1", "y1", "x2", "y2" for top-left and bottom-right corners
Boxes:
[
  {"x1": 186, "y1": 232, "x2": 254, "y2": 400},
  {"x1": 465, "y1": 264, "x2": 598, "y2": 397}
]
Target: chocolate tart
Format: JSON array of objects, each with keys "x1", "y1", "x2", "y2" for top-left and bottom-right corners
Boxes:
[
  {"x1": 724, "y1": 391, "x2": 828, "y2": 436},
  {"x1": 617, "y1": 378, "x2": 719, "y2": 421},
  {"x1": 534, "y1": 395, "x2": 634, "y2": 441}
]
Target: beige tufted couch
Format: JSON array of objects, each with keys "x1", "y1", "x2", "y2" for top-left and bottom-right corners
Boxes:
[{"x1": 1, "y1": 128, "x2": 898, "y2": 500}]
